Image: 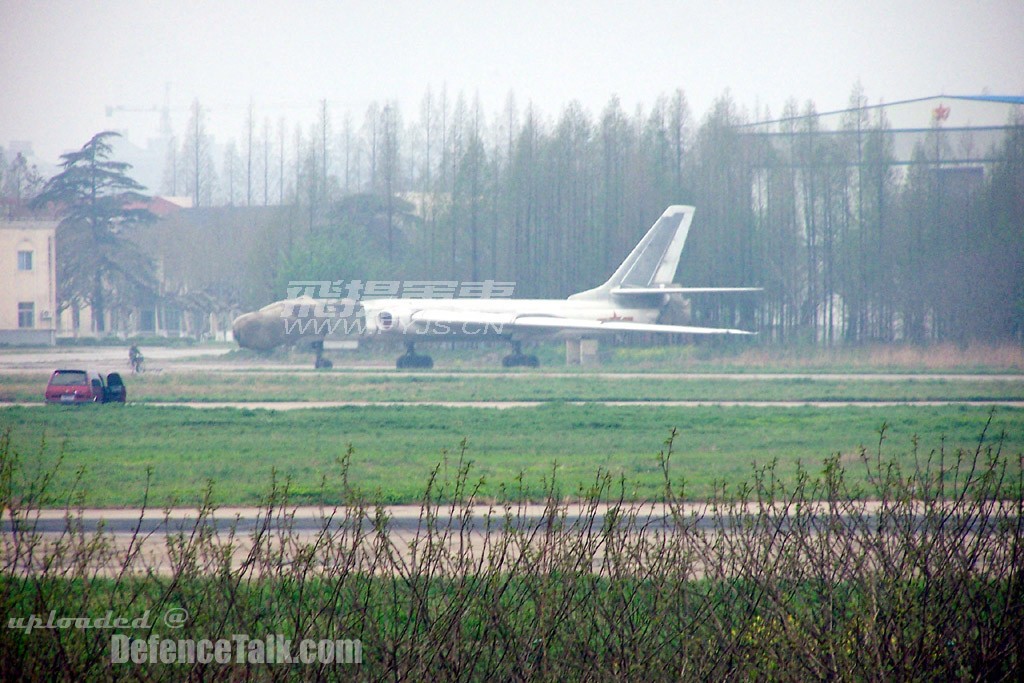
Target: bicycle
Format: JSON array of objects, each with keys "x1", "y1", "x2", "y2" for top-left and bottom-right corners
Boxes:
[{"x1": 129, "y1": 346, "x2": 145, "y2": 374}]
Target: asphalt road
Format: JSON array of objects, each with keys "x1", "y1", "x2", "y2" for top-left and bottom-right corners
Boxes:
[{"x1": 0, "y1": 500, "x2": 933, "y2": 536}]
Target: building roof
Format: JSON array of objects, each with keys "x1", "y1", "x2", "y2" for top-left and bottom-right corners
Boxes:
[
  {"x1": 0, "y1": 219, "x2": 57, "y2": 231},
  {"x1": 121, "y1": 195, "x2": 192, "y2": 217}
]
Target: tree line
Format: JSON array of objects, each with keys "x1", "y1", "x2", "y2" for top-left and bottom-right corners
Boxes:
[{"x1": 14, "y1": 86, "x2": 1024, "y2": 345}]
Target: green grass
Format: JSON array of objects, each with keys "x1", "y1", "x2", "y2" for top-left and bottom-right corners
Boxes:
[
  {"x1": 255, "y1": 339, "x2": 1024, "y2": 373},
  {"x1": 4, "y1": 338, "x2": 1024, "y2": 374},
  {"x1": 1, "y1": 404, "x2": 1020, "y2": 507},
  {"x1": 267, "y1": 340, "x2": 1024, "y2": 373},
  {"x1": 597, "y1": 341, "x2": 1024, "y2": 373},
  {"x1": 3, "y1": 371, "x2": 1023, "y2": 403}
]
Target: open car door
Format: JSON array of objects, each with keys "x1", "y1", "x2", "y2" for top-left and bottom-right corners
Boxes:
[{"x1": 105, "y1": 372, "x2": 127, "y2": 403}]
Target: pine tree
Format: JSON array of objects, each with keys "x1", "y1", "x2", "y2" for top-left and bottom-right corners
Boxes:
[{"x1": 30, "y1": 131, "x2": 157, "y2": 332}]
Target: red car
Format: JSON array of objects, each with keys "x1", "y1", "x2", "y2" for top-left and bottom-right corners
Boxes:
[{"x1": 44, "y1": 369, "x2": 127, "y2": 404}]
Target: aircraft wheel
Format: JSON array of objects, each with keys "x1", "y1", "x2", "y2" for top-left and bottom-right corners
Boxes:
[
  {"x1": 502, "y1": 353, "x2": 539, "y2": 368},
  {"x1": 397, "y1": 353, "x2": 433, "y2": 369}
]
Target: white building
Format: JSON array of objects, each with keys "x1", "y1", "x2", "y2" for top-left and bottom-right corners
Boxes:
[{"x1": 0, "y1": 220, "x2": 57, "y2": 345}]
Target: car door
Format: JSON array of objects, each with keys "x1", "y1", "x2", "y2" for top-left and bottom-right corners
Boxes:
[{"x1": 105, "y1": 372, "x2": 126, "y2": 403}]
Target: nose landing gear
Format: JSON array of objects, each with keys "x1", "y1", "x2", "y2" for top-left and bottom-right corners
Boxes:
[{"x1": 312, "y1": 340, "x2": 333, "y2": 369}]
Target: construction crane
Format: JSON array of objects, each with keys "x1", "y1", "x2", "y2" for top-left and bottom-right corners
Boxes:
[{"x1": 105, "y1": 83, "x2": 178, "y2": 139}]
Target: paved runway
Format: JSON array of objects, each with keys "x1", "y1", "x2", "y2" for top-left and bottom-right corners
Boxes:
[
  {"x1": 0, "y1": 499, "x2": 920, "y2": 536},
  {"x1": 2, "y1": 346, "x2": 1022, "y2": 381}
]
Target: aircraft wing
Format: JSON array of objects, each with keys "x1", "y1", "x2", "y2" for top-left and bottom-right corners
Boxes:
[
  {"x1": 512, "y1": 316, "x2": 755, "y2": 336},
  {"x1": 612, "y1": 286, "x2": 763, "y2": 296},
  {"x1": 410, "y1": 309, "x2": 754, "y2": 336},
  {"x1": 409, "y1": 309, "x2": 518, "y2": 327}
]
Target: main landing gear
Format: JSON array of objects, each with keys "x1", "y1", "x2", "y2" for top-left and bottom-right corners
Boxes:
[
  {"x1": 502, "y1": 341, "x2": 539, "y2": 368},
  {"x1": 312, "y1": 340, "x2": 333, "y2": 369},
  {"x1": 396, "y1": 341, "x2": 434, "y2": 369},
  {"x1": 393, "y1": 341, "x2": 537, "y2": 369}
]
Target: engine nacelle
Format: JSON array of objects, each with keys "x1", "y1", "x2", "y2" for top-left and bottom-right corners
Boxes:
[{"x1": 363, "y1": 305, "x2": 416, "y2": 335}]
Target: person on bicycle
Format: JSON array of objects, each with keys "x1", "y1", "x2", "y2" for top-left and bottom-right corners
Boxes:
[{"x1": 129, "y1": 344, "x2": 144, "y2": 373}]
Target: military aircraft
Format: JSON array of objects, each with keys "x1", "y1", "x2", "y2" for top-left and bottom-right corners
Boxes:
[{"x1": 231, "y1": 205, "x2": 759, "y2": 368}]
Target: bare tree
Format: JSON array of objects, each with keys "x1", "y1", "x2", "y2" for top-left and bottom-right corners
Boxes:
[
  {"x1": 277, "y1": 117, "x2": 286, "y2": 205},
  {"x1": 262, "y1": 117, "x2": 271, "y2": 205},
  {"x1": 379, "y1": 102, "x2": 401, "y2": 261},
  {"x1": 181, "y1": 99, "x2": 216, "y2": 207},
  {"x1": 318, "y1": 100, "x2": 331, "y2": 202},
  {"x1": 222, "y1": 141, "x2": 241, "y2": 206},
  {"x1": 245, "y1": 99, "x2": 255, "y2": 206},
  {"x1": 0, "y1": 151, "x2": 43, "y2": 217}
]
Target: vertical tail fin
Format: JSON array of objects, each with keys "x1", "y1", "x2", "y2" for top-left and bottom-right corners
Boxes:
[{"x1": 570, "y1": 205, "x2": 695, "y2": 300}]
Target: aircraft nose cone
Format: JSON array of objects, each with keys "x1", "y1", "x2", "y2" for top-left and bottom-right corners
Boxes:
[
  {"x1": 231, "y1": 312, "x2": 254, "y2": 348},
  {"x1": 231, "y1": 309, "x2": 286, "y2": 352}
]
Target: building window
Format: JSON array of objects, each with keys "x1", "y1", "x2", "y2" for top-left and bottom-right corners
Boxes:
[
  {"x1": 18, "y1": 302, "x2": 35, "y2": 328},
  {"x1": 17, "y1": 250, "x2": 33, "y2": 271}
]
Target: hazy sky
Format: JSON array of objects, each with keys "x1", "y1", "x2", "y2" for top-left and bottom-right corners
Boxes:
[{"x1": 3, "y1": 0, "x2": 1023, "y2": 165}]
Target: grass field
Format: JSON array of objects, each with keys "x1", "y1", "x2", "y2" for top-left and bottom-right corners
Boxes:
[
  {"x1": 208, "y1": 340, "x2": 1024, "y2": 374},
  {"x1": 230, "y1": 339, "x2": 1024, "y2": 374},
  {"x1": 594, "y1": 341, "x2": 1024, "y2": 373},
  {"x1": 4, "y1": 345, "x2": 1023, "y2": 680},
  {"x1": 231, "y1": 339, "x2": 1024, "y2": 372},
  {"x1": 1, "y1": 403, "x2": 1020, "y2": 507},
  {"x1": 7, "y1": 338, "x2": 1024, "y2": 372},
  {"x1": 2, "y1": 344, "x2": 1021, "y2": 507}
]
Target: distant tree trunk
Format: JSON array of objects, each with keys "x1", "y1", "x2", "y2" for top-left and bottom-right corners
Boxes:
[
  {"x1": 380, "y1": 104, "x2": 400, "y2": 262},
  {"x1": 319, "y1": 100, "x2": 330, "y2": 203},
  {"x1": 194, "y1": 101, "x2": 201, "y2": 207},
  {"x1": 246, "y1": 100, "x2": 254, "y2": 206},
  {"x1": 262, "y1": 118, "x2": 270, "y2": 205},
  {"x1": 278, "y1": 118, "x2": 286, "y2": 205},
  {"x1": 93, "y1": 273, "x2": 105, "y2": 333}
]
